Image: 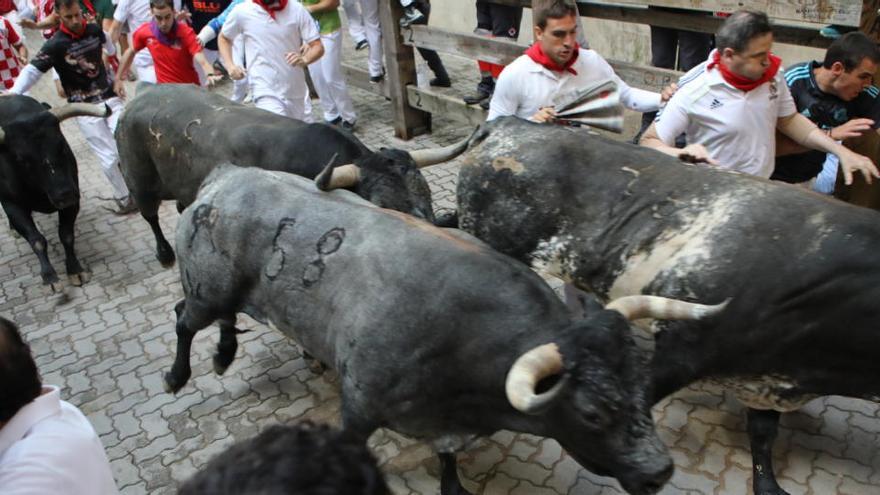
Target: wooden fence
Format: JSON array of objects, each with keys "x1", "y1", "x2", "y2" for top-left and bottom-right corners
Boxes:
[{"x1": 340, "y1": 0, "x2": 859, "y2": 139}]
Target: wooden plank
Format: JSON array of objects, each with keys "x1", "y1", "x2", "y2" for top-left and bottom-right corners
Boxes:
[
  {"x1": 378, "y1": 0, "x2": 430, "y2": 139},
  {"x1": 341, "y1": 63, "x2": 390, "y2": 99},
  {"x1": 585, "y1": 0, "x2": 861, "y2": 27},
  {"x1": 403, "y1": 25, "x2": 681, "y2": 91},
  {"x1": 486, "y1": 0, "x2": 840, "y2": 46},
  {"x1": 406, "y1": 86, "x2": 487, "y2": 127}
]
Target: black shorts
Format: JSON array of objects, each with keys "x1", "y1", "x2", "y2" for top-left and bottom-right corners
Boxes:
[{"x1": 475, "y1": 0, "x2": 521, "y2": 39}]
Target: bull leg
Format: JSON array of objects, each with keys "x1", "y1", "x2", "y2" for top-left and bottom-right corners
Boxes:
[
  {"x1": 3, "y1": 203, "x2": 61, "y2": 291},
  {"x1": 144, "y1": 212, "x2": 175, "y2": 267},
  {"x1": 747, "y1": 408, "x2": 789, "y2": 495},
  {"x1": 164, "y1": 299, "x2": 216, "y2": 393},
  {"x1": 212, "y1": 318, "x2": 243, "y2": 375},
  {"x1": 57, "y1": 205, "x2": 89, "y2": 286},
  {"x1": 439, "y1": 453, "x2": 473, "y2": 495}
]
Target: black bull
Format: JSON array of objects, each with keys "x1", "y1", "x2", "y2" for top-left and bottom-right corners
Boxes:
[
  {"x1": 0, "y1": 96, "x2": 109, "y2": 291},
  {"x1": 165, "y1": 165, "x2": 728, "y2": 495},
  {"x1": 114, "y1": 84, "x2": 466, "y2": 267},
  {"x1": 455, "y1": 117, "x2": 880, "y2": 495}
]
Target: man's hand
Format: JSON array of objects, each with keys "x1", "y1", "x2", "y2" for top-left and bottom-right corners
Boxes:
[
  {"x1": 20, "y1": 18, "x2": 38, "y2": 29},
  {"x1": 205, "y1": 73, "x2": 222, "y2": 87},
  {"x1": 838, "y1": 148, "x2": 880, "y2": 185},
  {"x1": 176, "y1": 10, "x2": 192, "y2": 23},
  {"x1": 830, "y1": 118, "x2": 874, "y2": 141},
  {"x1": 113, "y1": 79, "x2": 126, "y2": 99},
  {"x1": 531, "y1": 106, "x2": 556, "y2": 123},
  {"x1": 677, "y1": 143, "x2": 719, "y2": 165},
  {"x1": 227, "y1": 65, "x2": 246, "y2": 80},
  {"x1": 285, "y1": 51, "x2": 307, "y2": 67},
  {"x1": 660, "y1": 82, "x2": 678, "y2": 102}
]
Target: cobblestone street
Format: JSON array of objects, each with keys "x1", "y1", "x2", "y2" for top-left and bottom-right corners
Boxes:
[{"x1": 2, "y1": 26, "x2": 879, "y2": 495}]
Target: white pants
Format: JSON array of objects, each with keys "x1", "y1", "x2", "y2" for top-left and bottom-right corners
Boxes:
[
  {"x1": 75, "y1": 97, "x2": 130, "y2": 200},
  {"x1": 133, "y1": 49, "x2": 156, "y2": 83},
  {"x1": 309, "y1": 30, "x2": 356, "y2": 123},
  {"x1": 255, "y1": 94, "x2": 311, "y2": 121},
  {"x1": 356, "y1": 0, "x2": 383, "y2": 77},
  {"x1": 341, "y1": 0, "x2": 365, "y2": 43}
]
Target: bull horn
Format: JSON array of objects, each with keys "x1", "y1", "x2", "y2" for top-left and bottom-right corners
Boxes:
[
  {"x1": 605, "y1": 295, "x2": 728, "y2": 323},
  {"x1": 409, "y1": 128, "x2": 477, "y2": 168},
  {"x1": 49, "y1": 102, "x2": 110, "y2": 122},
  {"x1": 315, "y1": 162, "x2": 360, "y2": 191},
  {"x1": 0, "y1": 127, "x2": 4, "y2": 144},
  {"x1": 505, "y1": 343, "x2": 567, "y2": 414}
]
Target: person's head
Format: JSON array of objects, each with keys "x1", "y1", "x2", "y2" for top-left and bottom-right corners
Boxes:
[
  {"x1": 715, "y1": 10, "x2": 774, "y2": 81},
  {"x1": 533, "y1": 0, "x2": 579, "y2": 66},
  {"x1": 150, "y1": 0, "x2": 176, "y2": 33},
  {"x1": 178, "y1": 422, "x2": 389, "y2": 495},
  {"x1": 821, "y1": 32, "x2": 880, "y2": 101},
  {"x1": 56, "y1": 0, "x2": 85, "y2": 34},
  {"x1": 0, "y1": 317, "x2": 42, "y2": 426}
]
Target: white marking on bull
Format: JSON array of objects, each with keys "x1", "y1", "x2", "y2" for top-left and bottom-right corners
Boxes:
[
  {"x1": 709, "y1": 376, "x2": 816, "y2": 412},
  {"x1": 607, "y1": 191, "x2": 744, "y2": 300},
  {"x1": 530, "y1": 233, "x2": 575, "y2": 283}
]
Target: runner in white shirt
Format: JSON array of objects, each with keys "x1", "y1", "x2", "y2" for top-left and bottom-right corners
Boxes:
[
  {"x1": 641, "y1": 10, "x2": 878, "y2": 185},
  {"x1": 0, "y1": 317, "x2": 118, "y2": 495},
  {"x1": 487, "y1": 0, "x2": 674, "y2": 123},
  {"x1": 218, "y1": 0, "x2": 323, "y2": 119}
]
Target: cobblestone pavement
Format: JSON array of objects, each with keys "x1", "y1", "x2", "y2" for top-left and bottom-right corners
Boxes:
[{"x1": 2, "y1": 25, "x2": 879, "y2": 495}]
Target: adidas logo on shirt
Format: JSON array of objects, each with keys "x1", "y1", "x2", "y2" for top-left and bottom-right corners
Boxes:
[{"x1": 709, "y1": 98, "x2": 723, "y2": 109}]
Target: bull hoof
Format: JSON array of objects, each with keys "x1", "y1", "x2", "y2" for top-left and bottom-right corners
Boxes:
[
  {"x1": 68, "y1": 271, "x2": 91, "y2": 286},
  {"x1": 157, "y1": 250, "x2": 176, "y2": 268},
  {"x1": 212, "y1": 354, "x2": 231, "y2": 376},
  {"x1": 163, "y1": 372, "x2": 187, "y2": 394},
  {"x1": 305, "y1": 356, "x2": 328, "y2": 374},
  {"x1": 48, "y1": 280, "x2": 64, "y2": 294}
]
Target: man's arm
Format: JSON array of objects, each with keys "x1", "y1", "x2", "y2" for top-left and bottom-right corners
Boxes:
[
  {"x1": 218, "y1": 33, "x2": 245, "y2": 79},
  {"x1": 639, "y1": 121, "x2": 718, "y2": 164},
  {"x1": 109, "y1": 19, "x2": 124, "y2": 45},
  {"x1": 775, "y1": 118, "x2": 875, "y2": 156},
  {"x1": 113, "y1": 47, "x2": 137, "y2": 97},
  {"x1": 285, "y1": 38, "x2": 323, "y2": 67},
  {"x1": 198, "y1": 0, "x2": 244, "y2": 45},
  {"x1": 9, "y1": 65, "x2": 46, "y2": 95},
  {"x1": 304, "y1": 0, "x2": 339, "y2": 13},
  {"x1": 777, "y1": 112, "x2": 879, "y2": 184},
  {"x1": 193, "y1": 51, "x2": 221, "y2": 86}
]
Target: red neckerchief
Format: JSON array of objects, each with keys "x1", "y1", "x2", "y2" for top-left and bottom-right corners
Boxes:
[
  {"x1": 525, "y1": 42, "x2": 579, "y2": 75},
  {"x1": 253, "y1": 0, "x2": 286, "y2": 19},
  {"x1": 707, "y1": 50, "x2": 782, "y2": 92},
  {"x1": 59, "y1": 18, "x2": 87, "y2": 39},
  {"x1": 81, "y1": 0, "x2": 95, "y2": 16}
]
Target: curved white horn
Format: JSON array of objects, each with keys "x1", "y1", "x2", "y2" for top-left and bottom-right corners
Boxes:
[
  {"x1": 49, "y1": 102, "x2": 110, "y2": 122},
  {"x1": 315, "y1": 164, "x2": 360, "y2": 191},
  {"x1": 0, "y1": 127, "x2": 4, "y2": 144},
  {"x1": 409, "y1": 132, "x2": 473, "y2": 168},
  {"x1": 605, "y1": 295, "x2": 729, "y2": 323},
  {"x1": 505, "y1": 343, "x2": 567, "y2": 414}
]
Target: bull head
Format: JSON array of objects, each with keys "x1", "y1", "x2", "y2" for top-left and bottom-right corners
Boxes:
[{"x1": 505, "y1": 296, "x2": 727, "y2": 414}]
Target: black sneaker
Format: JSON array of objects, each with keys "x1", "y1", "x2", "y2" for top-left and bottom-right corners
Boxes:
[
  {"x1": 341, "y1": 120, "x2": 356, "y2": 132},
  {"x1": 355, "y1": 39, "x2": 369, "y2": 51},
  {"x1": 370, "y1": 70, "x2": 385, "y2": 83},
  {"x1": 463, "y1": 90, "x2": 490, "y2": 105},
  {"x1": 399, "y1": 6, "x2": 425, "y2": 29},
  {"x1": 479, "y1": 98, "x2": 491, "y2": 110},
  {"x1": 327, "y1": 116, "x2": 342, "y2": 126}
]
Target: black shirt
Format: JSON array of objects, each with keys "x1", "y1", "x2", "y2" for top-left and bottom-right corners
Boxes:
[
  {"x1": 31, "y1": 23, "x2": 116, "y2": 104},
  {"x1": 772, "y1": 61, "x2": 880, "y2": 183},
  {"x1": 183, "y1": 0, "x2": 231, "y2": 51}
]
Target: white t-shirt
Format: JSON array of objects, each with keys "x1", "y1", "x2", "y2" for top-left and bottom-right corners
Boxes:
[
  {"x1": 654, "y1": 51, "x2": 797, "y2": 178},
  {"x1": 221, "y1": 0, "x2": 320, "y2": 99},
  {"x1": 0, "y1": 386, "x2": 118, "y2": 495},
  {"x1": 487, "y1": 48, "x2": 662, "y2": 121}
]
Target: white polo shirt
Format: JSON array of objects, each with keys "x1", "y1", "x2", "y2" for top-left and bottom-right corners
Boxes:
[
  {"x1": 221, "y1": 0, "x2": 320, "y2": 100},
  {"x1": 654, "y1": 51, "x2": 797, "y2": 178},
  {"x1": 487, "y1": 48, "x2": 662, "y2": 121},
  {"x1": 0, "y1": 386, "x2": 118, "y2": 495}
]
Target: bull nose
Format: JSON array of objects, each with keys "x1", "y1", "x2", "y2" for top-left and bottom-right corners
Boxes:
[
  {"x1": 642, "y1": 463, "x2": 674, "y2": 493},
  {"x1": 51, "y1": 193, "x2": 79, "y2": 210}
]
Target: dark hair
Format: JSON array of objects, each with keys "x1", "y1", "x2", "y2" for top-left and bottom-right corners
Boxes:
[
  {"x1": 0, "y1": 316, "x2": 42, "y2": 423},
  {"x1": 715, "y1": 10, "x2": 772, "y2": 53},
  {"x1": 179, "y1": 422, "x2": 390, "y2": 495},
  {"x1": 535, "y1": 0, "x2": 577, "y2": 30},
  {"x1": 823, "y1": 31, "x2": 880, "y2": 71},
  {"x1": 150, "y1": 0, "x2": 174, "y2": 9},
  {"x1": 55, "y1": 0, "x2": 81, "y2": 10}
]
